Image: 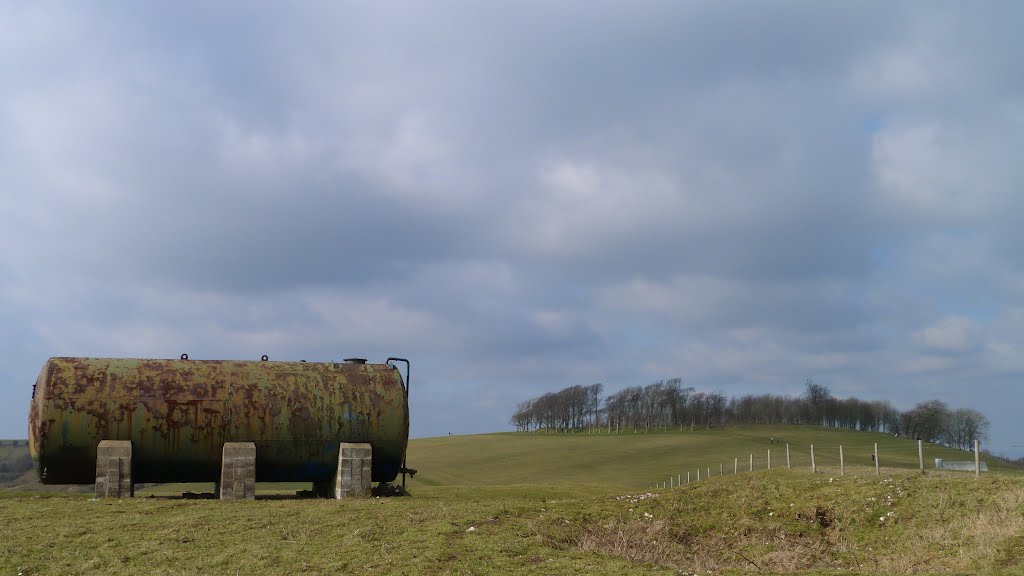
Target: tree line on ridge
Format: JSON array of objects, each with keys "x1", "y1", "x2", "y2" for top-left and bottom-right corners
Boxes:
[{"x1": 510, "y1": 379, "x2": 989, "y2": 451}]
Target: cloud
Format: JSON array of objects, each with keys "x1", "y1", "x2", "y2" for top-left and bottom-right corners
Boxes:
[
  {"x1": 2, "y1": 2, "x2": 1024, "y2": 457},
  {"x1": 917, "y1": 316, "x2": 978, "y2": 354}
]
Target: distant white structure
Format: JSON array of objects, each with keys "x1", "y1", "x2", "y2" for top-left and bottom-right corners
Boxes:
[{"x1": 934, "y1": 458, "x2": 987, "y2": 472}]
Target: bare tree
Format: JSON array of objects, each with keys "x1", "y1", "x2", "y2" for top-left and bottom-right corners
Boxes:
[
  {"x1": 803, "y1": 379, "x2": 831, "y2": 426},
  {"x1": 943, "y1": 408, "x2": 989, "y2": 450}
]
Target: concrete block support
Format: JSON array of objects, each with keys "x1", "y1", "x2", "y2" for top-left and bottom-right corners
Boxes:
[
  {"x1": 334, "y1": 442, "x2": 372, "y2": 499},
  {"x1": 220, "y1": 442, "x2": 256, "y2": 500},
  {"x1": 95, "y1": 440, "x2": 133, "y2": 498}
]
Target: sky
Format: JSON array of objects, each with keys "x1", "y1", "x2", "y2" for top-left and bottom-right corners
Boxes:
[{"x1": 2, "y1": 2, "x2": 1023, "y2": 456}]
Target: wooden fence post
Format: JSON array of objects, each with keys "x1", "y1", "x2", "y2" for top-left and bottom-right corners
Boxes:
[
  {"x1": 749, "y1": 453, "x2": 753, "y2": 472},
  {"x1": 697, "y1": 468, "x2": 700, "y2": 481},
  {"x1": 786, "y1": 443, "x2": 791, "y2": 469},
  {"x1": 874, "y1": 443, "x2": 879, "y2": 476},
  {"x1": 840, "y1": 445, "x2": 845, "y2": 476},
  {"x1": 918, "y1": 440, "x2": 923, "y2": 473},
  {"x1": 734, "y1": 457, "x2": 738, "y2": 474},
  {"x1": 687, "y1": 471, "x2": 690, "y2": 484},
  {"x1": 768, "y1": 449, "x2": 771, "y2": 470},
  {"x1": 811, "y1": 444, "x2": 816, "y2": 473},
  {"x1": 975, "y1": 439, "x2": 980, "y2": 478}
]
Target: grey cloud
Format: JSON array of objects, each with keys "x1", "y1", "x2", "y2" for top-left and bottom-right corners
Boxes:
[{"x1": 3, "y1": 2, "x2": 1024, "y2": 457}]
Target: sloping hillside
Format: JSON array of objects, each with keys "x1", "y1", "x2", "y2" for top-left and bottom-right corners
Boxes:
[
  {"x1": 2, "y1": 427, "x2": 1023, "y2": 574},
  {"x1": 0, "y1": 440, "x2": 32, "y2": 487},
  {"x1": 5, "y1": 426, "x2": 1014, "y2": 491},
  {"x1": 406, "y1": 425, "x2": 1017, "y2": 489}
]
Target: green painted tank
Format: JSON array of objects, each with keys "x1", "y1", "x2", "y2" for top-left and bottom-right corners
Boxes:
[{"x1": 28, "y1": 356, "x2": 409, "y2": 485}]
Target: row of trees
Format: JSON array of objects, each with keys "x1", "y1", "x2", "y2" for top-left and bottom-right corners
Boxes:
[
  {"x1": 897, "y1": 399, "x2": 989, "y2": 451},
  {"x1": 511, "y1": 384, "x2": 604, "y2": 432},
  {"x1": 510, "y1": 379, "x2": 989, "y2": 450}
]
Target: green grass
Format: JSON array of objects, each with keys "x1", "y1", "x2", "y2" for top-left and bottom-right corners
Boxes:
[
  {"x1": 135, "y1": 482, "x2": 311, "y2": 497},
  {"x1": 0, "y1": 440, "x2": 29, "y2": 458},
  {"x1": 0, "y1": 440, "x2": 33, "y2": 487},
  {"x1": 0, "y1": 440, "x2": 29, "y2": 462},
  {"x1": 408, "y1": 426, "x2": 1016, "y2": 489},
  {"x1": 2, "y1": 426, "x2": 1022, "y2": 575}
]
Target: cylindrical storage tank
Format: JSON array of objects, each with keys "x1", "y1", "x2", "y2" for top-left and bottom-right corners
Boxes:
[{"x1": 28, "y1": 357, "x2": 408, "y2": 485}]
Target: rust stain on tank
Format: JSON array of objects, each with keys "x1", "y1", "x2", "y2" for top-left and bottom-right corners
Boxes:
[{"x1": 28, "y1": 357, "x2": 408, "y2": 485}]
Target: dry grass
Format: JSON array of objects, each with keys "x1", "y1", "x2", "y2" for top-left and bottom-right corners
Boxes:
[
  {"x1": 3, "y1": 471, "x2": 1022, "y2": 575},
  {"x1": 537, "y1": 469, "x2": 1024, "y2": 575},
  {"x1": 569, "y1": 514, "x2": 843, "y2": 573},
  {"x1": 887, "y1": 476, "x2": 1024, "y2": 573}
]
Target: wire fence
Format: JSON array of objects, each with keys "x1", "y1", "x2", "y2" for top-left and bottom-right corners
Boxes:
[{"x1": 650, "y1": 439, "x2": 985, "y2": 489}]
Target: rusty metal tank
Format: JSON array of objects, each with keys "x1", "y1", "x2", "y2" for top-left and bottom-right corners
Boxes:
[{"x1": 28, "y1": 356, "x2": 409, "y2": 485}]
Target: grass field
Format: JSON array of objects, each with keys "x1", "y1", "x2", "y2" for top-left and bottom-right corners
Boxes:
[
  {"x1": 0, "y1": 439, "x2": 33, "y2": 487},
  {"x1": 407, "y1": 425, "x2": 1016, "y2": 488},
  {"x1": 0, "y1": 440, "x2": 29, "y2": 456},
  {"x1": 2, "y1": 426, "x2": 1023, "y2": 575}
]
